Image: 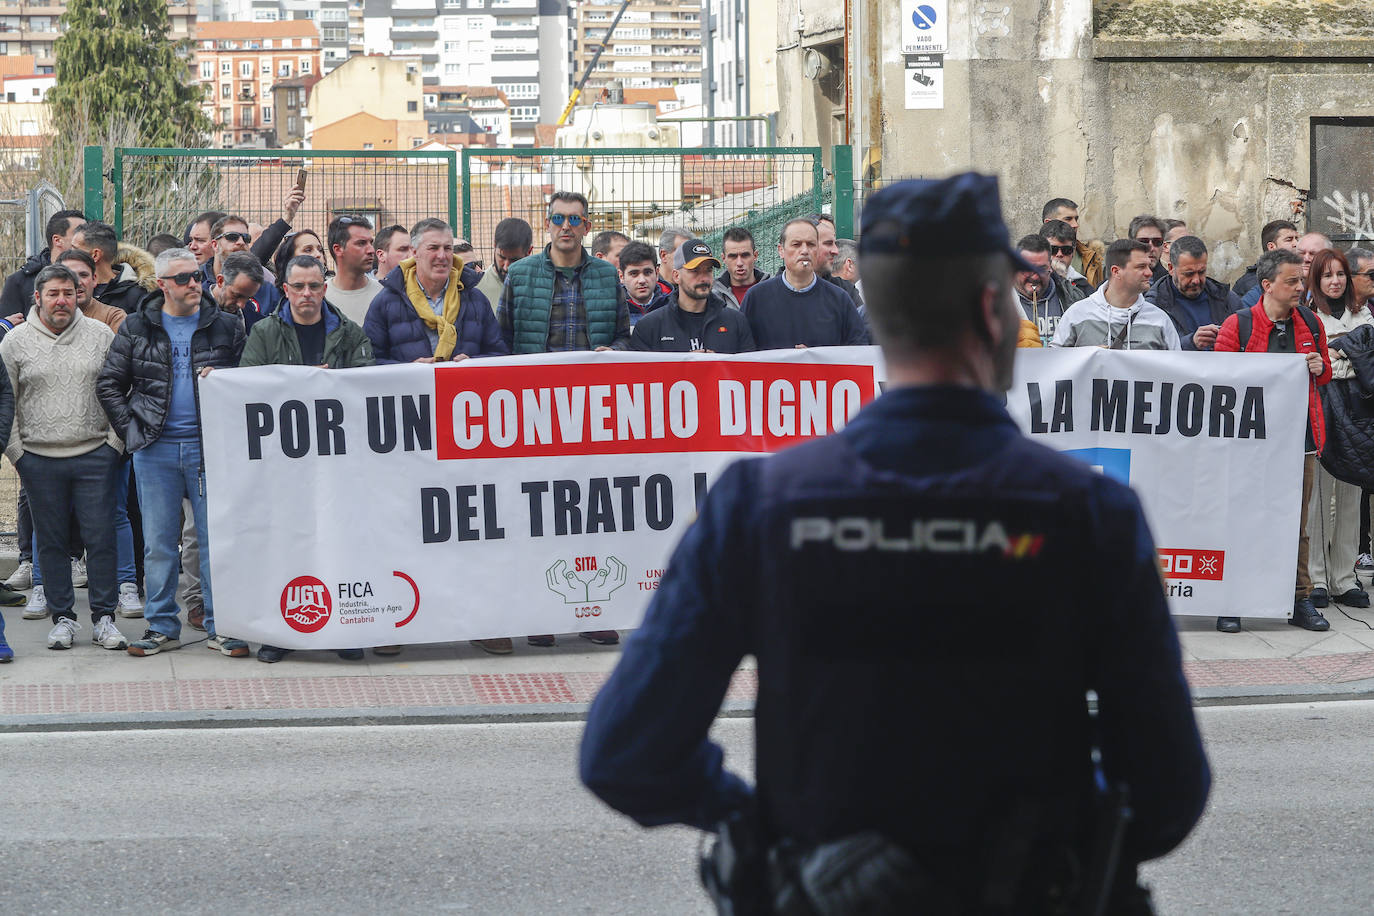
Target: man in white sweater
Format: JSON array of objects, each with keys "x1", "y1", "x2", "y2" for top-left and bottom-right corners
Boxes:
[
  {"x1": 1, "y1": 265, "x2": 127, "y2": 651},
  {"x1": 1051, "y1": 239, "x2": 1181, "y2": 351}
]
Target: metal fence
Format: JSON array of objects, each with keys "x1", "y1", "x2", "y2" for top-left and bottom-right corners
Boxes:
[
  {"x1": 85, "y1": 148, "x2": 459, "y2": 252},
  {"x1": 461, "y1": 147, "x2": 825, "y2": 275}
]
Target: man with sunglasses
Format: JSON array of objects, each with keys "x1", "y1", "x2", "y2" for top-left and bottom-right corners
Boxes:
[
  {"x1": 1214, "y1": 248, "x2": 1332, "y2": 634},
  {"x1": 1038, "y1": 220, "x2": 1094, "y2": 296},
  {"x1": 496, "y1": 191, "x2": 628, "y2": 651},
  {"x1": 98, "y1": 248, "x2": 249, "y2": 658},
  {"x1": 207, "y1": 214, "x2": 281, "y2": 331},
  {"x1": 1127, "y1": 215, "x2": 1169, "y2": 283}
]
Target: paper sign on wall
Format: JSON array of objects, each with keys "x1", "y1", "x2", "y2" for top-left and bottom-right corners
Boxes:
[{"x1": 904, "y1": 54, "x2": 944, "y2": 110}]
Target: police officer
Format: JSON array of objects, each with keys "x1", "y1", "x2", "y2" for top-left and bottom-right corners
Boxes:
[{"x1": 579, "y1": 173, "x2": 1211, "y2": 914}]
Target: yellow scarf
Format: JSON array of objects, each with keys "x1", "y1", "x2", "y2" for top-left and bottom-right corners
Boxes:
[{"x1": 400, "y1": 255, "x2": 465, "y2": 359}]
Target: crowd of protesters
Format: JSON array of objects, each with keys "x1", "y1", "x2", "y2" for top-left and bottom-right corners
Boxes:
[
  {"x1": 0, "y1": 187, "x2": 872, "y2": 663},
  {"x1": 1013, "y1": 198, "x2": 1374, "y2": 634},
  {"x1": 0, "y1": 186, "x2": 1362, "y2": 662}
]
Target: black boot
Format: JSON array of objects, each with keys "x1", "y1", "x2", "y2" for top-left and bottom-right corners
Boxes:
[{"x1": 1289, "y1": 597, "x2": 1330, "y2": 632}]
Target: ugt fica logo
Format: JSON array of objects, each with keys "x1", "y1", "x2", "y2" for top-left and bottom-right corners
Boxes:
[
  {"x1": 545, "y1": 555, "x2": 628, "y2": 604},
  {"x1": 281, "y1": 575, "x2": 332, "y2": 633}
]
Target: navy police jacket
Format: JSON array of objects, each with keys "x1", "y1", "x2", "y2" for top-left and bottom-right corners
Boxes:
[{"x1": 580, "y1": 386, "x2": 1210, "y2": 887}]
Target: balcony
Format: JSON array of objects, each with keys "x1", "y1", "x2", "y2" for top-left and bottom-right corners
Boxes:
[{"x1": 237, "y1": 89, "x2": 255, "y2": 101}]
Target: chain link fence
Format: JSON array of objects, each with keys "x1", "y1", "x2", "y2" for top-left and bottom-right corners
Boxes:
[
  {"x1": 461, "y1": 147, "x2": 824, "y2": 275},
  {"x1": 96, "y1": 149, "x2": 459, "y2": 252}
]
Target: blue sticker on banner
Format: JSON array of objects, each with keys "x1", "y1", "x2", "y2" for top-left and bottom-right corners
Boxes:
[{"x1": 1062, "y1": 447, "x2": 1132, "y2": 485}]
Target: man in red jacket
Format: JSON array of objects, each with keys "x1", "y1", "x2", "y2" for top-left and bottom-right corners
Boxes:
[{"x1": 1214, "y1": 248, "x2": 1331, "y2": 634}]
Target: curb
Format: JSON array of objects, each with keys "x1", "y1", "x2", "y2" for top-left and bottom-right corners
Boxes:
[
  {"x1": 0, "y1": 698, "x2": 758, "y2": 734},
  {"x1": 1192, "y1": 677, "x2": 1374, "y2": 705}
]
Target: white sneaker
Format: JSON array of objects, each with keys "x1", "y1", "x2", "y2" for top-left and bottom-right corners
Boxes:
[
  {"x1": 117, "y1": 582, "x2": 144, "y2": 618},
  {"x1": 92, "y1": 616, "x2": 128, "y2": 650},
  {"x1": 23, "y1": 584, "x2": 47, "y2": 619},
  {"x1": 47, "y1": 616, "x2": 78, "y2": 649},
  {"x1": 5, "y1": 560, "x2": 33, "y2": 590},
  {"x1": 71, "y1": 558, "x2": 88, "y2": 588}
]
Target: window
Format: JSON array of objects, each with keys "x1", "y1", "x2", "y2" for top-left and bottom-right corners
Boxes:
[
  {"x1": 407, "y1": 100, "x2": 418, "y2": 112},
  {"x1": 220, "y1": 60, "x2": 232, "y2": 74},
  {"x1": 300, "y1": 58, "x2": 311, "y2": 73},
  {"x1": 279, "y1": 62, "x2": 292, "y2": 76},
  {"x1": 444, "y1": 41, "x2": 458, "y2": 51},
  {"x1": 282, "y1": 38, "x2": 293, "y2": 48},
  {"x1": 510, "y1": 105, "x2": 537, "y2": 121},
  {"x1": 362, "y1": 142, "x2": 374, "y2": 150},
  {"x1": 467, "y1": 17, "x2": 482, "y2": 29},
  {"x1": 262, "y1": 105, "x2": 272, "y2": 122},
  {"x1": 287, "y1": 115, "x2": 299, "y2": 134},
  {"x1": 497, "y1": 82, "x2": 536, "y2": 99},
  {"x1": 200, "y1": 61, "x2": 213, "y2": 79},
  {"x1": 412, "y1": 137, "x2": 424, "y2": 147},
  {"x1": 261, "y1": 61, "x2": 271, "y2": 74},
  {"x1": 220, "y1": 83, "x2": 231, "y2": 98},
  {"x1": 239, "y1": 60, "x2": 252, "y2": 77},
  {"x1": 219, "y1": 106, "x2": 231, "y2": 123}
]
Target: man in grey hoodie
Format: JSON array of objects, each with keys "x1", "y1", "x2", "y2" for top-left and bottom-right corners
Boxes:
[{"x1": 1051, "y1": 239, "x2": 1180, "y2": 351}]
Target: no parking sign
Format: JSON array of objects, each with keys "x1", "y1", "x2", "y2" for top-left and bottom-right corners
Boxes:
[{"x1": 901, "y1": 0, "x2": 948, "y2": 54}]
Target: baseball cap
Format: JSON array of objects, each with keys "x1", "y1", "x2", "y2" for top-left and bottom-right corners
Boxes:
[
  {"x1": 674, "y1": 239, "x2": 721, "y2": 271},
  {"x1": 858, "y1": 172, "x2": 1035, "y2": 271}
]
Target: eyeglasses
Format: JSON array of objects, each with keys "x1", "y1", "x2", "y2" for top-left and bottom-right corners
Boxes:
[
  {"x1": 160, "y1": 270, "x2": 202, "y2": 286},
  {"x1": 285, "y1": 281, "x2": 326, "y2": 292},
  {"x1": 548, "y1": 213, "x2": 586, "y2": 227},
  {"x1": 215, "y1": 232, "x2": 250, "y2": 244},
  {"x1": 1138, "y1": 237, "x2": 1164, "y2": 248},
  {"x1": 1354, "y1": 270, "x2": 1374, "y2": 281},
  {"x1": 1049, "y1": 244, "x2": 1075, "y2": 256}
]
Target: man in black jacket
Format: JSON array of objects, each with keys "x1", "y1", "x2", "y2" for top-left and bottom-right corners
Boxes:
[
  {"x1": 1, "y1": 209, "x2": 86, "y2": 318},
  {"x1": 72, "y1": 221, "x2": 155, "y2": 316},
  {"x1": 630, "y1": 240, "x2": 755, "y2": 353},
  {"x1": 1233, "y1": 219, "x2": 1300, "y2": 301},
  {"x1": 97, "y1": 247, "x2": 247, "y2": 659},
  {"x1": 1144, "y1": 235, "x2": 1242, "y2": 350}
]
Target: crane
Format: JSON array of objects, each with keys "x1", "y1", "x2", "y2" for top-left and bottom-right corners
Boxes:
[{"x1": 556, "y1": 0, "x2": 634, "y2": 127}]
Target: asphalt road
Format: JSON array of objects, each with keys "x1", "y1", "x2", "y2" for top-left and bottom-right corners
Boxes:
[{"x1": 1, "y1": 702, "x2": 1371, "y2": 914}]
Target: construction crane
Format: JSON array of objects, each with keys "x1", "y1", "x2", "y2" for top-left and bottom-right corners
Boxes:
[{"x1": 556, "y1": 0, "x2": 634, "y2": 127}]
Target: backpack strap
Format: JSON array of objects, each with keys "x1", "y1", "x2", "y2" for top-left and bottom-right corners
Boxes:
[
  {"x1": 1294, "y1": 304, "x2": 1322, "y2": 342},
  {"x1": 1236, "y1": 308, "x2": 1253, "y2": 353}
]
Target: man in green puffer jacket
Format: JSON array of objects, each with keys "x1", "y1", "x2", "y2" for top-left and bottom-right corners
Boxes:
[{"x1": 241, "y1": 255, "x2": 374, "y2": 370}]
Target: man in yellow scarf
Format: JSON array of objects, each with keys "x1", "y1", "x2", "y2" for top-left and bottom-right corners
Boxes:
[{"x1": 363, "y1": 217, "x2": 508, "y2": 364}]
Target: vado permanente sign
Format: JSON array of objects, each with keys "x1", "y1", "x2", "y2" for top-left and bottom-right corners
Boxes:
[{"x1": 203, "y1": 347, "x2": 1308, "y2": 648}]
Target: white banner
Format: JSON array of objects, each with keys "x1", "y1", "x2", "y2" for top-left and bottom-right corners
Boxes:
[
  {"x1": 202, "y1": 347, "x2": 1310, "y2": 647},
  {"x1": 1007, "y1": 348, "x2": 1309, "y2": 618},
  {"x1": 202, "y1": 348, "x2": 883, "y2": 648}
]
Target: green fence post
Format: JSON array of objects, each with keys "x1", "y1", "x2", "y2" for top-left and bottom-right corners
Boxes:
[
  {"x1": 446, "y1": 149, "x2": 459, "y2": 231},
  {"x1": 811, "y1": 151, "x2": 825, "y2": 218},
  {"x1": 83, "y1": 146, "x2": 104, "y2": 221},
  {"x1": 460, "y1": 148, "x2": 473, "y2": 241},
  {"x1": 833, "y1": 146, "x2": 855, "y2": 239},
  {"x1": 112, "y1": 149, "x2": 125, "y2": 237}
]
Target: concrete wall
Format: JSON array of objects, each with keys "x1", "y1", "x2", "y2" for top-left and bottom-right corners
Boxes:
[{"x1": 776, "y1": 0, "x2": 1374, "y2": 278}]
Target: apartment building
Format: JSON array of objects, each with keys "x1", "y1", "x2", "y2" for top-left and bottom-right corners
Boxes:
[
  {"x1": 360, "y1": 0, "x2": 569, "y2": 147},
  {"x1": 194, "y1": 19, "x2": 322, "y2": 147},
  {"x1": 572, "y1": 0, "x2": 701, "y2": 93},
  {"x1": 0, "y1": 0, "x2": 195, "y2": 72},
  {"x1": 702, "y1": 0, "x2": 775, "y2": 146},
  {"x1": 215, "y1": 0, "x2": 359, "y2": 72},
  {"x1": 424, "y1": 84, "x2": 511, "y2": 144}
]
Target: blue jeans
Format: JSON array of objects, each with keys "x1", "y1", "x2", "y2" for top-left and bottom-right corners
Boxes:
[
  {"x1": 133, "y1": 439, "x2": 214, "y2": 639},
  {"x1": 17, "y1": 446, "x2": 120, "y2": 623},
  {"x1": 32, "y1": 462, "x2": 134, "y2": 587}
]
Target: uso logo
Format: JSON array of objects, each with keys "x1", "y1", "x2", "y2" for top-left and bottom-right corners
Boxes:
[{"x1": 281, "y1": 575, "x2": 332, "y2": 633}]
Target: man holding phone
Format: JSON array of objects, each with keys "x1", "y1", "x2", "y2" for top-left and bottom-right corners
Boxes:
[{"x1": 1144, "y1": 235, "x2": 1242, "y2": 350}]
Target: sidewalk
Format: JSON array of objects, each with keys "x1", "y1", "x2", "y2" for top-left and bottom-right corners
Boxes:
[{"x1": 2, "y1": 588, "x2": 1373, "y2": 731}]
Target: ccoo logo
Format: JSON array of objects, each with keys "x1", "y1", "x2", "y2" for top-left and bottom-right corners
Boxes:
[
  {"x1": 911, "y1": 4, "x2": 937, "y2": 29},
  {"x1": 281, "y1": 575, "x2": 332, "y2": 633}
]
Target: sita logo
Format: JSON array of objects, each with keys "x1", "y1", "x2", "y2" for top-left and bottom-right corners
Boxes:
[{"x1": 281, "y1": 575, "x2": 332, "y2": 633}]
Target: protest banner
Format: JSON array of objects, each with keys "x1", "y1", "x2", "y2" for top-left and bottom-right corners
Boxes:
[
  {"x1": 1007, "y1": 347, "x2": 1308, "y2": 619},
  {"x1": 202, "y1": 348, "x2": 882, "y2": 648},
  {"x1": 202, "y1": 347, "x2": 1308, "y2": 647}
]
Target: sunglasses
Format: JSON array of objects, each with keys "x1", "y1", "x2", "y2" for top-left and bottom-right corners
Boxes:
[
  {"x1": 1139, "y1": 237, "x2": 1164, "y2": 248},
  {"x1": 215, "y1": 232, "x2": 250, "y2": 244},
  {"x1": 335, "y1": 215, "x2": 369, "y2": 228},
  {"x1": 1049, "y1": 244, "x2": 1075, "y2": 256},
  {"x1": 160, "y1": 270, "x2": 203, "y2": 286},
  {"x1": 548, "y1": 213, "x2": 586, "y2": 227},
  {"x1": 285, "y1": 281, "x2": 326, "y2": 292},
  {"x1": 1353, "y1": 270, "x2": 1374, "y2": 281}
]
